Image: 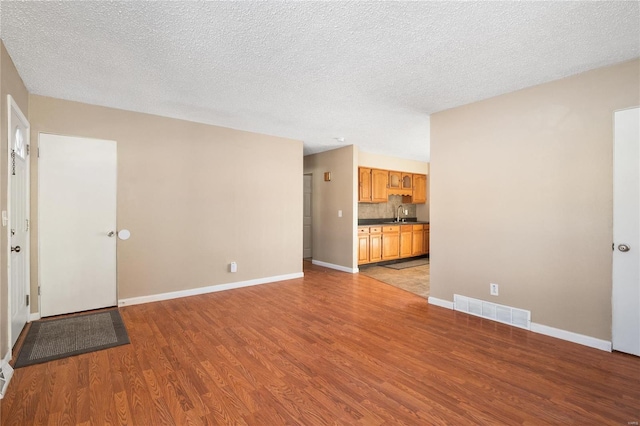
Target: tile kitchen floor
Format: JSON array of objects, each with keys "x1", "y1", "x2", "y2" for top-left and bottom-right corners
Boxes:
[{"x1": 358, "y1": 259, "x2": 430, "y2": 299}]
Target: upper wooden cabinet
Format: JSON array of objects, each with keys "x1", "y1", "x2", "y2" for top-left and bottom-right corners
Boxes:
[
  {"x1": 412, "y1": 174, "x2": 427, "y2": 204},
  {"x1": 358, "y1": 167, "x2": 372, "y2": 202},
  {"x1": 402, "y1": 173, "x2": 413, "y2": 190},
  {"x1": 388, "y1": 171, "x2": 402, "y2": 191},
  {"x1": 371, "y1": 169, "x2": 388, "y2": 202},
  {"x1": 359, "y1": 167, "x2": 388, "y2": 203},
  {"x1": 388, "y1": 171, "x2": 412, "y2": 196},
  {"x1": 359, "y1": 167, "x2": 427, "y2": 204}
]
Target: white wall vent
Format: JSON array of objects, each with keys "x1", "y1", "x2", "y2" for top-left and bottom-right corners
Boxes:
[{"x1": 454, "y1": 294, "x2": 531, "y2": 330}]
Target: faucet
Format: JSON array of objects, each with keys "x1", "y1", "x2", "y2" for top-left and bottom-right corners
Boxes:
[{"x1": 396, "y1": 204, "x2": 404, "y2": 222}]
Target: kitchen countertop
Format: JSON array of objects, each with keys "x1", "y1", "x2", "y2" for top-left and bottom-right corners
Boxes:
[{"x1": 358, "y1": 218, "x2": 429, "y2": 226}]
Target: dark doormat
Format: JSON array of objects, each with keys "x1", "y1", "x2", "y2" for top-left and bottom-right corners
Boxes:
[
  {"x1": 383, "y1": 258, "x2": 429, "y2": 270},
  {"x1": 14, "y1": 309, "x2": 129, "y2": 368}
]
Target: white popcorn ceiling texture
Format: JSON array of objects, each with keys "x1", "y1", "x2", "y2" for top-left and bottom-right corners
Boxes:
[{"x1": 1, "y1": 1, "x2": 638, "y2": 161}]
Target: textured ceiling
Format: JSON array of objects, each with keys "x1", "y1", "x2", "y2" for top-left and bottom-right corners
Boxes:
[{"x1": 1, "y1": 2, "x2": 639, "y2": 162}]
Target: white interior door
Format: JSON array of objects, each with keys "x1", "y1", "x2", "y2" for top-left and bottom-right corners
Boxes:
[
  {"x1": 612, "y1": 107, "x2": 640, "y2": 356},
  {"x1": 8, "y1": 96, "x2": 30, "y2": 348},
  {"x1": 39, "y1": 134, "x2": 117, "y2": 317},
  {"x1": 303, "y1": 174, "x2": 312, "y2": 258}
]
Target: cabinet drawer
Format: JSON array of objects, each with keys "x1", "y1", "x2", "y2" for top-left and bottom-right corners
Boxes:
[
  {"x1": 382, "y1": 226, "x2": 399, "y2": 233},
  {"x1": 369, "y1": 227, "x2": 381, "y2": 234},
  {"x1": 412, "y1": 224, "x2": 423, "y2": 231},
  {"x1": 401, "y1": 225, "x2": 412, "y2": 231},
  {"x1": 358, "y1": 227, "x2": 369, "y2": 234}
]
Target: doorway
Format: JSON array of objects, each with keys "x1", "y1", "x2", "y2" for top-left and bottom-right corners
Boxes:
[
  {"x1": 7, "y1": 95, "x2": 30, "y2": 348},
  {"x1": 38, "y1": 134, "x2": 117, "y2": 317},
  {"x1": 303, "y1": 174, "x2": 312, "y2": 259}
]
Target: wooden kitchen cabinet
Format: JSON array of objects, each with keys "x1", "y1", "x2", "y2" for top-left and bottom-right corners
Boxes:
[
  {"x1": 369, "y1": 228, "x2": 382, "y2": 263},
  {"x1": 412, "y1": 174, "x2": 427, "y2": 204},
  {"x1": 400, "y1": 225, "x2": 413, "y2": 258},
  {"x1": 371, "y1": 169, "x2": 388, "y2": 202},
  {"x1": 388, "y1": 171, "x2": 402, "y2": 191},
  {"x1": 359, "y1": 167, "x2": 388, "y2": 203},
  {"x1": 358, "y1": 223, "x2": 428, "y2": 265},
  {"x1": 382, "y1": 226, "x2": 400, "y2": 260},
  {"x1": 358, "y1": 232, "x2": 370, "y2": 264},
  {"x1": 411, "y1": 224, "x2": 424, "y2": 256},
  {"x1": 358, "y1": 226, "x2": 382, "y2": 264},
  {"x1": 424, "y1": 224, "x2": 430, "y2": 254},
  {"x1": 358, "y1": 167, "x2": 372, "y2": 202},
  {"x1": 402, "y1": 173, "x2": 413, "y2": 190},
  {"x1": 388, "y1": 171, "x2": 412, "y2": 196},
  {"x1": 359, "y1": 166, "x2": 426, "y2": 203}
]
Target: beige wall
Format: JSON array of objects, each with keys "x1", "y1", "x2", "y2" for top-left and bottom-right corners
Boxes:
[
  {"x1": 430, "y1": 59, "x2": 640, "y2": 341},
  {"x1": 28, "y1": 95, "x2": 303, "y2": 309},
  {"x1": 303, "y1": 145, "x2": 358, "y2": 270},
  {"x1": 0, "y1": 42, "x2": 29, "y2": 359},
  {"x1": 358, "y1": 150, "x2": 430, "y2": 221}
]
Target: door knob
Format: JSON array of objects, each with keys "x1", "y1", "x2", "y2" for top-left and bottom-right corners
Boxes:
[
  {"x1": 618, "y1": 244, "x2": 631, "y2": 252},
  {"x1": 11, "y1": 246, "x2": 21, "y2": 253},
  {"x1": 107, "y1": 231, "x2": 115, "y2": 237}
]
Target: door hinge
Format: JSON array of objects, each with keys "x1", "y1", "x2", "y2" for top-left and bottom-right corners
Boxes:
[
  {"x1": 26, "y1": 294, "x2": 29, "y2": 306},
  {"x1": 26, "y1": 144, "x2": 30, "y2": 156},
  {"x1": 38, "y1": 147, "x2": 40, "y2": 158},
  {"x1": 38, "y1": 286, "x2": 41, "y2": 296},
  {"x1": 26, "y1": 219, "x2": 29, "y2": 231}
]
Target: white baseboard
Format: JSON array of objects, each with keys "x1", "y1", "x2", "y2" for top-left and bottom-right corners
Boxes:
[
  {"x1": 0, "y1": 351, "x2": 14, "y2": 399},
  {"x1": 530, "y1": 322, "x2": 612, "y2": 352},
  {"x1": 428, "y1": 297, "x2": 454, "y2": 309},
  {"x1": 426, "y1": 297, "x2": 611, "y2": 352},
  {"x1": 118, "y1": 272, "x2": 304, "y2": 307},
  {"x1": 29, "y1": 312, "x2": 41, "y2": 322},
  {"x1": 311, "y1": 260, "x2": 358, "y2": 273}
]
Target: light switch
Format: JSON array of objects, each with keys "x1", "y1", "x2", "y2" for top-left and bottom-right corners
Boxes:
[{"x1": 338, "y1": 210, "x2": 342, "y2": 217}]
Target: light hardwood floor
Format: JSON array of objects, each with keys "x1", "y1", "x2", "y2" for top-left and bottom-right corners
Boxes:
[{"x1": 2, "y1": 261, "x2": 639, "y2": 425}]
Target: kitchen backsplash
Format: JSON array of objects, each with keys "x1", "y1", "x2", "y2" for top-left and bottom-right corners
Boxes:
[{"x1": 358, "y1": 195, "x2": 417, "y2": 219}]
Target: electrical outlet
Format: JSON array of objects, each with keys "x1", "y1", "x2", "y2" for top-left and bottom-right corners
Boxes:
[
  {"x1": 490, "y1": 283, "x2": 499, "y2": 296},
  {"x1": 404, "y1": 209, "x2": 408, "y2": 215}
]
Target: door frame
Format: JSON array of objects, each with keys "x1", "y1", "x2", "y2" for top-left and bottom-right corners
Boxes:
[
  {"x1": 303, "y1": 173, "x2": 313, "y2": 259},
  {"x1": 6, "y1": 94, "x2": 31, "y2": 351}
]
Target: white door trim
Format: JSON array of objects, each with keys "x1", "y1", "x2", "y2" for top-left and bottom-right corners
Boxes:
[{"x1": 6, "y1": 95, "x2": 30, "y2": 353}]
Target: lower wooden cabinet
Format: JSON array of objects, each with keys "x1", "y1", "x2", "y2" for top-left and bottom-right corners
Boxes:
[
  {"x1": 369, "y1": 232, "x2": 382, "y2": 262},
  {"x1": 400, "y1": 225, "x2": 413, "y2": 258},
  {"x1": 382, "y1": 226, "x2": 400, "y2": 260},
  {"x1": 424, "y1": 224, "x2": 430, "y2": 255},
  {"x1": 358, "y1": 233, "x2": 370, "y2": 264},
  {"x1": 358, "y1": 224, "x2": 429, "y2": 265},
  {"x1": 358, "y1": 226, "x2": 383, "y2": 264},
  {"x1": 412, "y1": 224, "x2": 424, "y2": 256}
]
